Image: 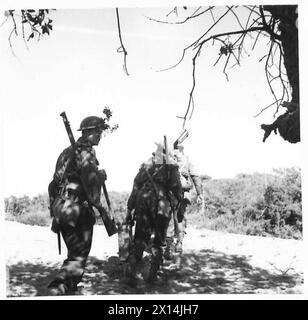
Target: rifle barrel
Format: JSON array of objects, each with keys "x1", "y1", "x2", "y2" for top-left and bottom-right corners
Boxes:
[{"x1": 60, "y1": 112, "x2": 75, "y2": 145}]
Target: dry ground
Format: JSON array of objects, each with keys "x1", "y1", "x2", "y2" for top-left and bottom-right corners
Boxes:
[{"x1": 5, "y1": 221, "x2": 304, "y2": 297}]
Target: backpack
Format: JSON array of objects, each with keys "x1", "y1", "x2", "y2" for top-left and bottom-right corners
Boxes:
[{"x1": 48, "y1": 146, "x2": 74, "y2": 216}]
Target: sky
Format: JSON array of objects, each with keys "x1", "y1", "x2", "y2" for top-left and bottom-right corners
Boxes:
[{"x1": 0, "y1": 1, "x2": 305, "y2": 198}]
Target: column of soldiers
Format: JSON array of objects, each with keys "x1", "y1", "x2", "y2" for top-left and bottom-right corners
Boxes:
[
  {"x1": 123, "y1": 141, "x2": 204, "y2": 287},
  {"x1": 47, "y1": 114, "x2": 204, "y2": 295}
]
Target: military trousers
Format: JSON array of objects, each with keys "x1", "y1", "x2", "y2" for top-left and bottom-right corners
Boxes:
[
  {"x1": 127, "y1": 190, "x2": 172, "y2": 270},
  {"x1": 48, "y1": 207, "x2": 94, "y2": 293},
  {"x1": 167, "y1": 197, "x2": 189, "y2": 238}
]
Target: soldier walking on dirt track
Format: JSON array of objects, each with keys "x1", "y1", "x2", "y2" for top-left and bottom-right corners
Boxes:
[
  {"x1": 47, "y1": 112, "x2": 117, "y2": 295},
  {"x1": 165, "y1": 143, "x2": 205, "y2": 262},
  {"x1": 123, "y1": 139, "x2": 183, "y2": 287}
]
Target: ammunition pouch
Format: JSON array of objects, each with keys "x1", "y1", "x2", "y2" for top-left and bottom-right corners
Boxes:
[{"x1": 50, "y1": 189, "x2": 95, "y2": 232}]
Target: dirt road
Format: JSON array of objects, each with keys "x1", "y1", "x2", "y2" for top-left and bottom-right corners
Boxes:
[{"x1": 5, "y1": 221, "x2": 304, "y2": 297}]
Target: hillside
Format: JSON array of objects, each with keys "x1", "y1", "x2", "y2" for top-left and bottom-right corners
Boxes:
[{"x1": 5, "y1": 221, "x2": 303, "y2": 297}]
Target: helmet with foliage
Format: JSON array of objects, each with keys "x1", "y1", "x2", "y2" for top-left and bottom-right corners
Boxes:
[
  {"x1": 78, "y1": 116, "x2": 106, "y2": 131},
  {"x1": 77, "y1": 107, "x2": 119, "y2": 133}
]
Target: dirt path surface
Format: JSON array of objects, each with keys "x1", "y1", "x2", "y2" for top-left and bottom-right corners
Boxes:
[{"x1": 5, "y1": 221, "x2": 304, "y2": 297}]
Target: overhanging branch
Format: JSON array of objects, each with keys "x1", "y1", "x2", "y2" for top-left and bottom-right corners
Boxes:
[{"x1": 116, "y1": 8, "x2": 129, "y2": 76}]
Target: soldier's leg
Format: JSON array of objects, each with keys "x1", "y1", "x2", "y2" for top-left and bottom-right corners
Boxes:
[
  {"x1": 147, "y1": 215, "x2": 170, "y2": 283},
  {"x1": 124, "y1": 208, "x2": 152, "y2": 286},
  {"x1": 164, "y1": 212, "x2": 176, "y2": 260},
  {"x1": 175, "y1": 200, "x2": 189, "y2": 254},
  {"x1": 48, "y1": 207, "x2": 93, "y2": 295},
  {"x1": 175, "y1": 217, "x2": 187, "y2": 254}
]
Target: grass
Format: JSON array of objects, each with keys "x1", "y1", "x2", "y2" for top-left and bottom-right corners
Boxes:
[
  {"x1": 5, "y1": 207, "x2": 302, "y2": 240},
  {"x1": 187, "y1": 208, "x2": 302, "y2": 239},
  {"x1": 6, "y1": 210, "x2": 51, "y2": 227}
]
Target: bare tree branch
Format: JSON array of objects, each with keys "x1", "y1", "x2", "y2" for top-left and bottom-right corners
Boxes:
[
  {"x1": 0, "y1": 15, "x2": 9, "y2": 27},
  {"x1": 166, "y1": 7, "x2": 178, "y2": 18},
  {"x1": 252, "y1": 29, "x2": 264, "y2": 50},
  {"x1": 243, "y1": 5, "x2": 262, "y2": 16},
  {"x1": 255, "y1": 98, "x2": 285, "y2": 118},
  {"x1": 21, "y1": 18, "x2": 29, "y2": 50},
  {"x1": 7, "y1": 11, "x2": 18, "y2": 56},
  {"x1": 222, "y1": 52, "x2": 231, "y2": 81},
  {"x1": 8, "y1": 28, "x2": 17, "y2": 57},
  {"x1": 182, "y1": 46, "x2": 202, "y2": 129},
  {"x1": 115, "y1": 8, "x2": 129, "y2": 76},
  {"x1": 156, "y1": 7, "x2": 237, "y2": 73},
  {"x1": 227, "y1": 5, "x2": 246, "y2": 31},
  {"x1": 197, "y1": 26, "x2": 265, "y2": 49},
  {"x1": 259, "y1": 6, "x2": 281, "y2": 41},
  {"x1": 191, "y1": 6, "x2": 234, "y2": 48},
  {"x1": 244, "y1": 5, "x2": 257, "y2": 29},
  {"x1": 144, "y1": 6, "x2": 214, "y2": 25},
  {"x1": 10, "y1": 11, "x2": 18, "y2": 36},
  {"x1": 151, "y1": 5, "x2": 296, "y2": 139},
  {"x1": 209, "y1": 7, "x2": 216, "y2": 23}
]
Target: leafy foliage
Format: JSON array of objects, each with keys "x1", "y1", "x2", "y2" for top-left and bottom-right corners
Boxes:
[
  {"x1": 187, "y1": 167, "x2": 302, "y2": 239},
  {"x1": 5, "y1": 194, "x2": 49, "y2": 216},
  {"x1": 5, "y1": 193, "x2": 50, "y2": 226},
  {"x1": 101, "y1": 107, "x2": 119, "y2": 134},
  {"x1": 4, "y1": 168, "x2": 301, "y2": 239},
  {"x1": 4, "y1": 9, "x2": 54, "y2": 52}
]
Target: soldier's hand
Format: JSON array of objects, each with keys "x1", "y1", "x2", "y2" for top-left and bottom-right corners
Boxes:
[
  {"x1": 197, "y1": 194, "x2": 204, "y2": 207},
  {"x1": 98, "y1": 169, "x2": 107, "y2": 182}
]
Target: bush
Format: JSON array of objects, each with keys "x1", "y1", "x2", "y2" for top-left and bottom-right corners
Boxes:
[
  {"x1": 4, "y1": 167, "x2": 301, "y2": 240},
  {"x1": 189, "y1": 167, "x2": 302, "y2": 239},
  {"x1": 6, "y1": 210, "x2": 51, "y2": 227}
]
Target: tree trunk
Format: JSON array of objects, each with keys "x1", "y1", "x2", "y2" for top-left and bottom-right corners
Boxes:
[{"x1": 261, "y1": 5, "x2": 300, "y2": 143}]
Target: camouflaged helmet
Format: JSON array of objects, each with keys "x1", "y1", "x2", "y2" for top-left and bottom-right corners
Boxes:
[
  {"x1": 153, "y1": 140, "x2": 177, "y2": 165},
  {"x1": 77, "y1": 116, "x2": 106, "y2": 131}
]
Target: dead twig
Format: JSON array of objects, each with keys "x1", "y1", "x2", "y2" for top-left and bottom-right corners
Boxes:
[
  {"x1": 116, "y1": 8, "x2": 129, "y2": 76},
  {"x1": 144, "y1": 6, "x2": 214, "y2": 25},
  {"x1": 182, "y1": 47, "x2": 202, "y2": 129}
]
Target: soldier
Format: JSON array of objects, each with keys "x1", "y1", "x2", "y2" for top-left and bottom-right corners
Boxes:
[
  {"x1": 47, "y1": 115, "x2": 109, "y2": 295},
  {"x1": 164, "y1": 143, "x2": 204, "y2": 260},
  {"x1": 124, "y1": 140, "x2": 183, "y2": 286}
]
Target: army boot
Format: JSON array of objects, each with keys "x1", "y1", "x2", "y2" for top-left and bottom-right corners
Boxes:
[
  {"x1": 66, "y1": 279, "x2": 79, "y2": 295},
  {"x1": 48, "y1": 283, "x2": 68, "y2": 296},
  {"x1": 123, "y1": 256, "x2": 138, "y2": 287}
]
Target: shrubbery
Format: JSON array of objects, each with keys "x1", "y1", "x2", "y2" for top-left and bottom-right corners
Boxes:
[
  {"x1": 4, "y1": 167, "x2": 302, "y2": 239},
  {"x1": 5, "y1": 194, "x2": 51, "y2": 226},
  {"x1": 6, "y1": 210, "x2": 51, "y2": 227},
  {"x1": 187, "y1": 167, "x2": 302, "y2": 239}
]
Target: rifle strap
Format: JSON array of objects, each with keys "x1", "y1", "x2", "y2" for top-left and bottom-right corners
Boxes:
[{"x1": 145, "y1": 169, "x2": 159, "y2": 200}]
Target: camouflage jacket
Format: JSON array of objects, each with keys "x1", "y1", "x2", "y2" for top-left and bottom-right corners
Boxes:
[
  {"x1": 127, "y1": 157, "x2": 183, "y2": 212},
  {"x1": 177, "y1": 153, "x2": 202, "y2": 195},
  {"x1": 48, "y1": 136, "x2": 102, "y2": 210}
]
